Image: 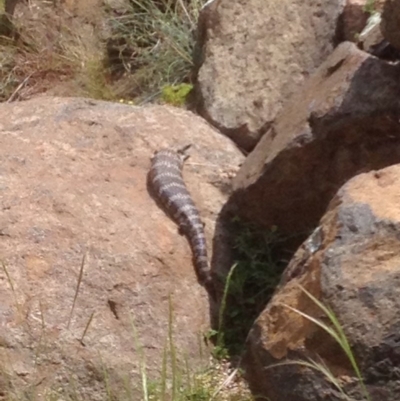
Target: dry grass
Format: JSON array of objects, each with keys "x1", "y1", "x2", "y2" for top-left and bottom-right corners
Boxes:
[
  {"x1": 0, "y1": 0, "x2": 205, "y2": 104},
  {"x1": 0, "y1": 0, "x2": 114, "y2": 101}
]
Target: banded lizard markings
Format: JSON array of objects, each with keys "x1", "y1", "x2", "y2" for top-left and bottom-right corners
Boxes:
[{"x1": 148, "y1": 145, "x2": 215, "y2": 298}]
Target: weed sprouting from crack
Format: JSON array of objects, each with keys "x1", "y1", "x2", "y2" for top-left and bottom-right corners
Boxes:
[{"x1": 211, "y1": 218, "x2": 288, "y2": 357}]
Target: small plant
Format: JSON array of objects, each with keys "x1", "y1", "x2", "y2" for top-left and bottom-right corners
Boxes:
[
  {"x1": 208, "y1": 263, "x2": 238, "y2": 360},
  {"x1": 211, "y1": 218, "x2": 287, "y2": 356},
  {"x1": 146, "y1": 300, "x2": 214, "y2": 401},
  {"x1": 129, "y1": 297, "x2": 253, "y2": 401},
  {"x1": 161, "y1": 83, "x2": 193, "y2": 106},
  {"x1": 363, "y1": 0, "x2": 376, "y2": 14}
]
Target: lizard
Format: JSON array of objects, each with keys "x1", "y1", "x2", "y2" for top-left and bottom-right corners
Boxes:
[{"x1": 148, "y1": 145, "x2": 215, "y2": 299}]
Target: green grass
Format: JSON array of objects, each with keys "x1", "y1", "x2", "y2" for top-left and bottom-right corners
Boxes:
[
  {"x1": 161, "y1": 83, "x2": 193, "y2": 106},
  {"x1": 266, "y1": 285, "x2": 371, "y2": 401},
  {"x1": 129, "y1": 297, "x2": 253, "y2": 401},
  {"x1": 106, "y1": 0, "x2": 205, "y2": 104},
  {"x1": 210, "y1": 218, "x2": 287, "y2": 357},
  {"x1": 0, "y1": 257, "x2": 252, "y2": 401},
  {"x1": 0, "y1": 0, "x2": 202, "y2": 104},
  {"x1": 1, "y1": 225, "x2": 371, "y2": 401},
  {"x1": 208, "y1": 218, "x2": 371, "y2": 400},
  {"x1": 363, "y1": 0, "x2": 376, "y2": 14}
]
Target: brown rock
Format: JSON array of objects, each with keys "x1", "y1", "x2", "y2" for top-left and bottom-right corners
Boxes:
[
  {"x1": 341, "y1": 0, "x2": 369, "y2": 41},
  {"x1": 244, "y1": 164, "x2": 400, "y2": 401},
  {"x1": 381, "y1": 0, "x2": 400, "y2": 49},
  {"x1": 230, "y1": 41, "x2": 400, "y2": 247},
  {"x1": 193, "y1": 0, "x2": 345, "y2": 151},
  {"x1": 0, "y1": 97, "x2": 243, "y2": 399},
  {"x1": 375, "y1": 0, "x2": 388, "y2": 11}
]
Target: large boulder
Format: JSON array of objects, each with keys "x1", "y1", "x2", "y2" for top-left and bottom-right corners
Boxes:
[
  {"x1": 244, "y1": 164, "x2": 400, "y2": 401},
  {"x1": 230, "y1": 41, "x2": 400, "y2": 247},
  {"x1": 194, "y1": 0, "x2": 345, "y2": 150},
  {"x1": 0, "y1": 97, "x2": 243, "y2": 399}
]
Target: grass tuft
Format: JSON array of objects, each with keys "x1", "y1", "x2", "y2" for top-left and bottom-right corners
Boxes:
[
  {"x1": 211, "y1": 218, "x2": 287, "y2": 356},
  {"x1": 126, "y1": 296, "x2": 252, "y2": 401},
  {"x1": 0, "y1": 2, "x2": 115, "y2": 102},
  {"x1": 267, "y1": 284, "x2": 371, "y2": 401},
  {"x1": 0, "y1": 0, "x2": 204, "y2": 104},
  {"x1": 107, "y1": 0, "x2": 205, "y2": 103}
]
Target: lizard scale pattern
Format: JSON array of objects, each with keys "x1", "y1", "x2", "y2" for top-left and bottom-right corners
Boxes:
[{"x1": 148, "y1": 147, "x2": 213, "y2": 293}]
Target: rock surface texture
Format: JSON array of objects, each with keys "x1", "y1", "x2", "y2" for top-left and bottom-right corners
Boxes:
[
  {"x1": 244, "y1": 164, "x2": 400, "y2": 401},
  {"x1": 341, "y1": 0, "x2": 369, "y2": 41},
  {"x1": 230, "y1": 42, "x2": 400, "y2": 246},
  {"x1": 0, "y1": 97, "x2": 243, "y2": 399},
  {"x1": 381, "y1": 0, "x2": 400, "y2": 49},
  {"x1": 194, "y1": 0, "x2": 345, "y2": 150}
]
